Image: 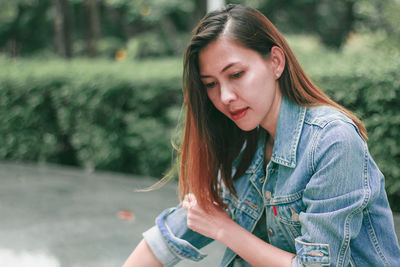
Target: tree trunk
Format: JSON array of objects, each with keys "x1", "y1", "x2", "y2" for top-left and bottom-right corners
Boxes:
[
  {"x1": 53, "y1": 0, "x2": 73, "y2": 58},
  {"x1": 192, "y1": 0, "x2": 207, "y2": 28},
  {"x1": 86, "y1": 0, "x2": 101, "y2": 57}
]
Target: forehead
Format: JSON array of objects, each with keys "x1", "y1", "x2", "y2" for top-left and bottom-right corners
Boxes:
[{"x1": 198, "y1": 37, "x2": 262, "y2": 74}]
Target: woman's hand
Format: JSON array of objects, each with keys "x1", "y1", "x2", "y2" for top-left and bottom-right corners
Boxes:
[
  {"x1": 182, "y1": 193, "x2": 232, "y2": 241},
  {"x1": 182, "y1": 193, "x2": 295, "y2": 266}
]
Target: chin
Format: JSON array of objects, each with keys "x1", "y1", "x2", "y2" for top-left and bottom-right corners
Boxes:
[{"x1": 236, "y1": 123, "x2": 258, "y2": 132}]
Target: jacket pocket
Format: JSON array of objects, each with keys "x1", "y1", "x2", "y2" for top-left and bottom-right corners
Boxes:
[
  {"x1": 266, "y1": 190, "x2": 304, "y2": 244},
  {"x1": 279, "y1": 212, "x2": 302, "y2": 240}
]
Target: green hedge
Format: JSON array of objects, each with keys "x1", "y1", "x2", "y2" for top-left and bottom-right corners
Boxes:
[
  {"x1": 0, "y1": 44, "x2": 399, "y2": 209},
  {"x1": 0, "y1": 58, "x2": 183, "y2": 177}
]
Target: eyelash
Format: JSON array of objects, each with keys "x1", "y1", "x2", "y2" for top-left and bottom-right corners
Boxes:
[
  {"x1": 203, "y1": 71, "x2": 244, "y2": 89},
  {"x1": 232, "y1": 71, "x2": 244, "y2": 78},
  {"x1": 204, "y1": 82, "x2": 216, "y2": 88}
]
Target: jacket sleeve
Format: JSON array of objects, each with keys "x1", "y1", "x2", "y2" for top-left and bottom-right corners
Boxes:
[
  {"x1": 143, "y1": 205, "x2": 214, "y2": 266},
  {"x1": 291, "y1": 120, "x2": 372, "y2": 267}
]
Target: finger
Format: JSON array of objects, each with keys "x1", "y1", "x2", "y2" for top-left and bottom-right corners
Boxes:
[
  {"x1": 183, "y1": 193, "x2": 197, "y2": 210},
  {"x1": 186, "y1": 193, "x2": 197, "y2": 205},
  {"x1": 182, "y1": 199, "x2": 189, "y2": 210}
]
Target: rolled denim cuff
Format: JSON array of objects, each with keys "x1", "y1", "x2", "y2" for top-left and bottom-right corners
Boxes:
[
  {"x1": 291, "y1": 239, "x2": 330, "y2": 266},
  {"x1": 156, "y1": 208, "x2": 208, "y2": 261},
  {"x1": 143, "y1": 225, "x2": 181, "y2": 266}
]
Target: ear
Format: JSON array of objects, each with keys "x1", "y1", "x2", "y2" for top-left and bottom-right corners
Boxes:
[{"x1": 270, "y1": 46, "x2": 285, "y2": 79}]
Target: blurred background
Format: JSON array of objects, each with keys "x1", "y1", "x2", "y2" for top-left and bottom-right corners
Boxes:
[
  {"x1": 0, "y1": 0, "x2": 399, "y2": 265},
  {"x1": 2, "y1": 0, "x2": 399, "y2": 205}
]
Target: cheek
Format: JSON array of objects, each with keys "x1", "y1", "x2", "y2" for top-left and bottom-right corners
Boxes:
[
  {"x1": 207, "y1": 90, "x2": 219, "y2": 107},
  {"x1": 243, "y1": 71, "x2": 268, "y2": 91},
  {"x1": 253, "y1": 74, "x2": 275, "y2": 97}
]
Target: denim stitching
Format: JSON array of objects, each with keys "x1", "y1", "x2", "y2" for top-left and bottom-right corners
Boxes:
[
  {"x1": 290, "y1": 106, "x2": 306, "y2": 165},
  {"x1": 275, "y1": 216, "x2": 298, "y2": 251},
  {"x1": 364, "y1": 208, "x2": 390, "y2": 266},
  {"x1": 156, "y1": 209, "x2": 207, "y2": 261},
  {"x1": 309, "y1": 122, "x2": 321, "y2": 174},
  {"x1": 349, "y1": 257, "x2": 355, "y2": 267},
  {"x1": 337, "y1": 141, "x2": 371, "y2": 267},
  {"x1": 279, "y1": 216, "x2": 302, "y2": 241},
  {"x1": 265, "y1": 190, "x2": 304, "y2": 205},
  {"x1": 295, "y1": 239, "x2": 331, "y2": 265}
]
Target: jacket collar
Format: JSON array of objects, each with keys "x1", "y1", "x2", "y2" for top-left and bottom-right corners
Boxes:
[
  {"x1": 270, "y1": 96, "x2": 306, "y2": 168},
  {"x1": 245, "y1": 96, "x2": 306, "y2": 175}
]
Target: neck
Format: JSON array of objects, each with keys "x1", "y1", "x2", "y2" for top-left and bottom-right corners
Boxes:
[{"x1": 260, "y1": 88, "x2": 282, "y2": 139}]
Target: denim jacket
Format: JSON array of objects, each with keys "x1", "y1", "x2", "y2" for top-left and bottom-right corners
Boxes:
[{"x1": 143, "y1": 97, "x2": 400, "y2": 266}]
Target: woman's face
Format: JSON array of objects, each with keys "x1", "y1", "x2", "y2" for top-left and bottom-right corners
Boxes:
[{"x1": 198, "y1": 37, "x2": 283, "y2": 133}]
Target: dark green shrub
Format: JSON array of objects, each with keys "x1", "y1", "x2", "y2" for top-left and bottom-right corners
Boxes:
[
  {"x1": 0, "y1": 44, "x2": 399, "y2": 209},
  {"x1": 0, "y1": 58, "x2": 182, "y2": 177}
]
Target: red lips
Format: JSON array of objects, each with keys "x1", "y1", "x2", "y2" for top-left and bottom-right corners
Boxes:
[{"x1": 230, "y1": 107, "x2": 248, "y2": 120}]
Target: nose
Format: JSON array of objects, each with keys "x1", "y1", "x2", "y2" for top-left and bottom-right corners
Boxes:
[{"x1": 220, "y1": 84, "x2": 236, "y2": 105}]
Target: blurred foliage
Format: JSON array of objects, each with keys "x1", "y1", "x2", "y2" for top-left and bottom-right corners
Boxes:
[
  {"x1": 354, "y1": 0, "x2": 400, "y2": 52},
  {"x1": 0, "y1": 0, "x2": 52, "y2": 55},
  {"x1": 233, "y1": 0, "x2": 400, "y2": 49},
  {"x1": 1, "y1": 0, "x2": 400, "y2": 57},
  {"x1": 0, "y1": 0, "x2": 197, "y2": 58},
  {"x1": 0, "y1": 0, "x2": 399, "y2": 210},
  {"x1": 0, "y1": 34, "x2": 399, "y2": 209},
  {"x1": 0, "y1": 57, "x2": 182, "y2": 177}
]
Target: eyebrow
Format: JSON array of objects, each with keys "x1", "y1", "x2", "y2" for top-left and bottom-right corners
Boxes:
[{"x1": 200, "y1": 62, "x2": 238, "y2": 78}]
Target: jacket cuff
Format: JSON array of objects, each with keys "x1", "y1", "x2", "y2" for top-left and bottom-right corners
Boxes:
[
  {"x1": 292, "y1": 239, "x2": 330, "y2": 266},
  {"x1": 155, "y1": 208, "x2": 208, "y2": 261},
  {"x1": 143, "y1": 225, "x2": 181, "y2": 266}
]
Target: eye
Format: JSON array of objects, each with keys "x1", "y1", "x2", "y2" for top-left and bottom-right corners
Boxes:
[
  {"x1": 204, "y1": 81, "x2": 216, "y2": 89},
  {"x1": 231, "y1": 71, "x2": 244, "y2": 78}
]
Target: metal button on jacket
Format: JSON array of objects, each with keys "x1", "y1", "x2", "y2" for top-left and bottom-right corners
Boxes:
[{"x1": 267, "y1": 228, "x2": 274, "y2": 236}]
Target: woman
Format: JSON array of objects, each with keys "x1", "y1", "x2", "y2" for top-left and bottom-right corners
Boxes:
[{"x1": 123, "y1": 4, "x2": 400, "y2": 267}]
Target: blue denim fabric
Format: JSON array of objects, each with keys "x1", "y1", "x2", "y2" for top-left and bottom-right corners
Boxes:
[{"x1": 143, "y1": 96, "x2": 400, "y2": 266}]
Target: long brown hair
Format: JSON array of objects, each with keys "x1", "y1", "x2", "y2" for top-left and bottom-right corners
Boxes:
[{"x1": 178, "y1": 4, "x2": 367, "y2": 210}]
